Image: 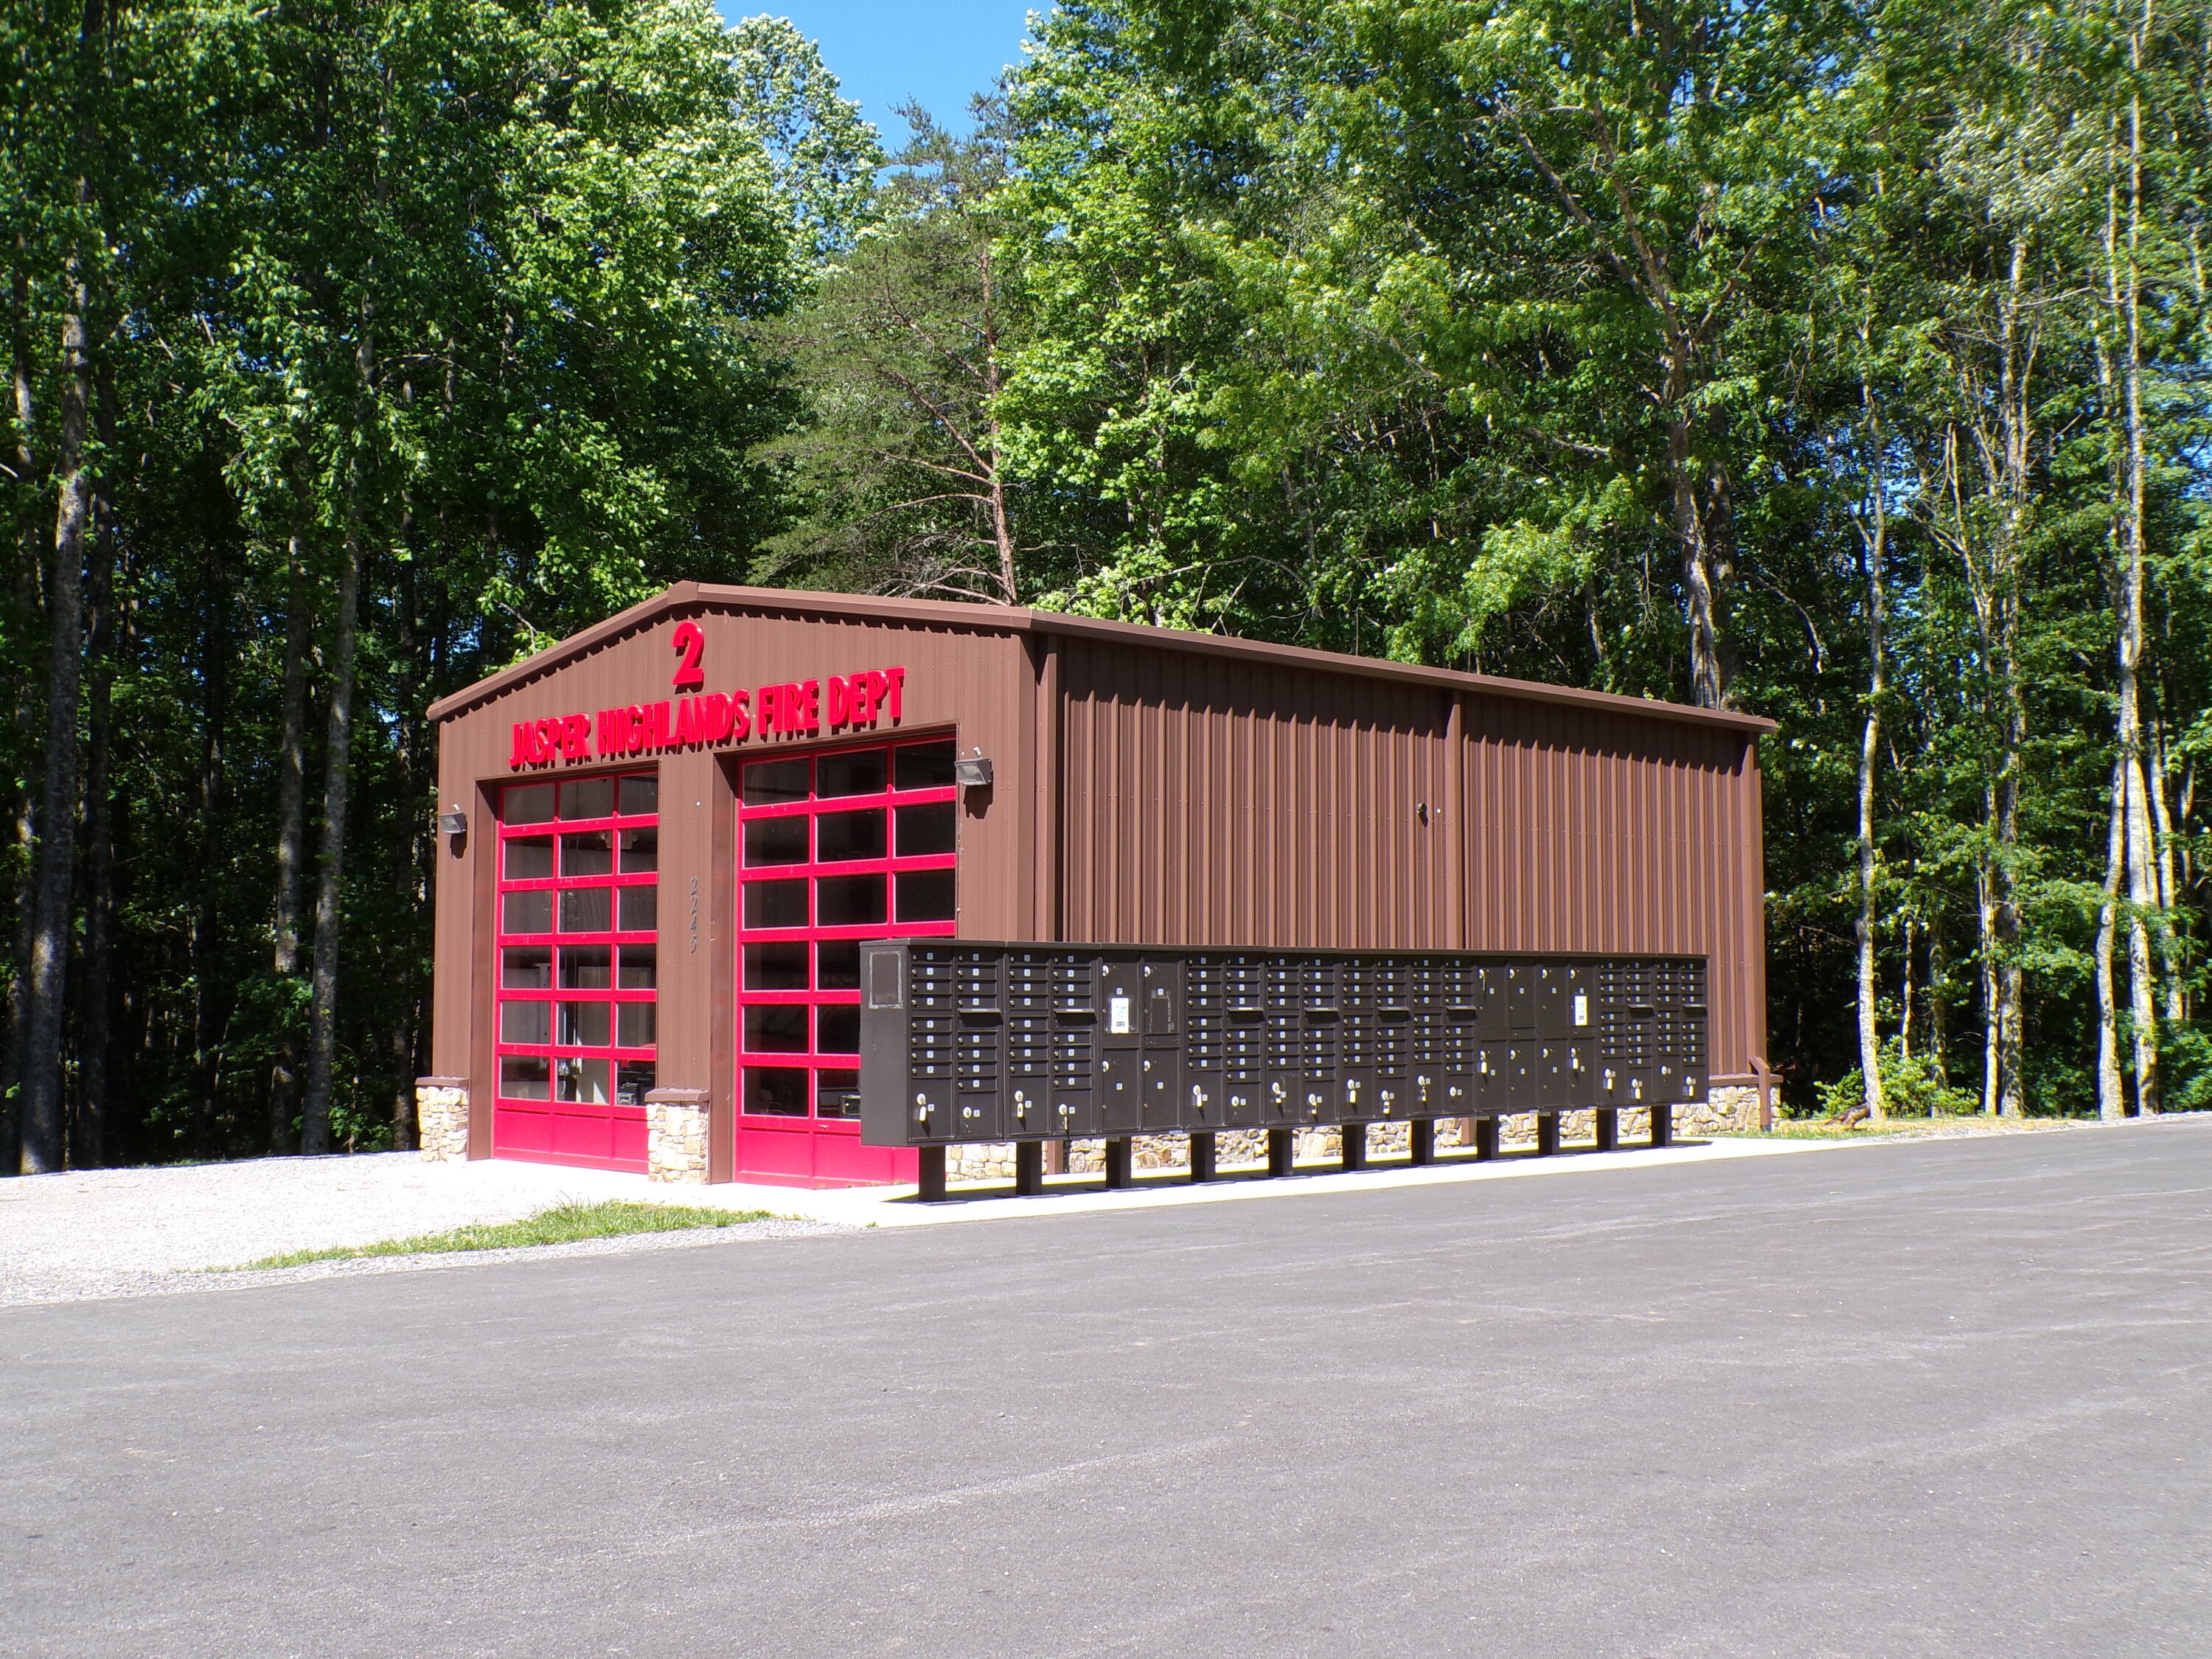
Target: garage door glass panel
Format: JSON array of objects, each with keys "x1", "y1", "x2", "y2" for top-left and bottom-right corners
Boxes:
[
  {"x1": 816, "y1": 809, "x2": 886, "y2": 862},
  {"x1": 495, "y1": 769, "x2": 658, "y2": 1173},
  {"x1": 561, "y1": 832, "x2": 612, "y2": 875},
  {"x1": 745, "y1": 817, "x2": 809, "y2": 866},
  {"x1": 746, "y1": 942, "x2": 808, "y2": 989},
  {"x1": 505, "y1": 836, "x2": 555, "y2": 878},
  {"x1": 816, "y1": 750, "x2": 886, "y2": 797},
  {"x1": 736, "y1": 736, "x2": 957, "y2": 1183}
]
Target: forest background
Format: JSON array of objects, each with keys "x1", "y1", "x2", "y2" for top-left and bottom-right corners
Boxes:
[{"x1": 4, "y1": 0, "x2": 2208, "y2": 1172}]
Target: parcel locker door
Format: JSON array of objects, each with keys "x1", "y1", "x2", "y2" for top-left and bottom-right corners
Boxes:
[
  {"x1": 1139, "y1": 958, "x2": 1185, "y2": 1130},
  {"x1": 1534, "y1": 963, "x2": 1573, "y2": 1037},
  {"x1": 1097, "y1": 956, "x2": 1144, "y2": 1133},
  {"x1": 1506, "y1": 963, "x2": 1537, "y2": 1034},
  {"x1": 1536, "y1": 1039, "x2": 1572, "y2": 1108}
]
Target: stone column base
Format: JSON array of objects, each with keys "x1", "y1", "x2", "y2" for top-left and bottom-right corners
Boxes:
[
  {"x1": 645, "y1": 1089, "x2": 711, "y2": 1183},
  {"x1": 415, "y1": 1078, "x2": 470, "y2": 1161}
]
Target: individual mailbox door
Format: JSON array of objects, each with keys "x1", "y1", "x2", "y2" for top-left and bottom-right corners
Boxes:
[
  {"x1": 1097, "y1": 956, "x2": 1144, "y2": 1133},
  {"x1": 1138, "y1": 958, "x2": 1184, "y2": 1130}
]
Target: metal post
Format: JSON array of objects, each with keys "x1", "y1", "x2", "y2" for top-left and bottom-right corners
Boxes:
[
  {"x1": 1014, "y1": 1139, "x2": 1044, "y2": 1196},
  {"x1": 1649, "y1": 1104, "x2": 1673, "y2": 1148},
  {"x1": 1473, "y1": 1116, "x2": 1498, "y2": 1161},
  {"x1": 917, "y1": 1144, "x2": 947, "y2": 1203},
  {"x1": 1267, "y1": 1127, "x2": 1295, "y2": 1178},
  {"x1": 1408, "y1": 1119, "x2": 1435, "y2": 1166},
  {"x1": 1103, "y1": 1136, "x2": 1133, "y2": 1189},
  {"x1": 1044, "y1": 1138, "x2": 1068, "y2": 1175},
  {"x1": 1340, "y1": 1122, "x2": 1366, "y2": 1172},
  {"x1": 1595, "y1": 1107, "x2": 1618, "y2": 1152},
  {"x1": 1536, "y1": 1112, "x2": 1560, "y2": 1157},
  {"x1": 1189, "y1": 1131, "x2": 1217, "y2": 1183}
]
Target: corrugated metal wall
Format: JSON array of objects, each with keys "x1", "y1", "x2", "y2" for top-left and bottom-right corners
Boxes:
[
  {"x1": 1054, "y1": 639, "x2": 1767, "y2": 1076},
  {"x1": 1056, "y1": 638, "x2": 1458, "y2": 949},
  {"x1": 1459, "y1": 695, "x2": 1764, "y2": 1074}
]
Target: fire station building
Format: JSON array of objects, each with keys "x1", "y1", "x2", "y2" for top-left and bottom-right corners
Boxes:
[{"x1": 416, "y1": 582, "x2": 1774, "y2": 1189}]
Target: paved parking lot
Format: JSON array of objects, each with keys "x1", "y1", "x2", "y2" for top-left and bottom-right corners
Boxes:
[{"x1": 7, "y1": 1119, "x2": 2209, "y2": 1658}]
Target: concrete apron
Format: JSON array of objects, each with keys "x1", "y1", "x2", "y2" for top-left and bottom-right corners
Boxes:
[{"x1": 440, "y1": 1133, "x2": 1865, "y2": 1231}]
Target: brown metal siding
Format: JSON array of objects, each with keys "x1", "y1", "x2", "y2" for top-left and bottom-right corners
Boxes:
[
  {"x1": 1049, "y1": 640, "x2": 1767, "y2": 1079},
  {"x1": 1056, "y1": 637, "x2": 1458, "y2": 950},
  {"x1": 1459, "y1": 695, "x2": 1764, "y2": 1077}
]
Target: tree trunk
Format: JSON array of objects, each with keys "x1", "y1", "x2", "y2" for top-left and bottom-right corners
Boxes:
[
  {"x1": 390, "y1": 544, "x2": 419, "y2": 1151},
  {"x1": 3, "y1": 260, "x2": 41, "y2": 1176},
  {"x1": 1927, "y1": 909, "x2": 1950, "y2": 1082},
  {"x1": 301, "y1": 518, "x2": 362, "y2": 1156},
  {"x1": 2096, "y1": 755, "x2": 2127, "y2": 1121},
  {"x1": 2117, "y1": 75, "x2": 2158, "y2": 1117},
  {"x1": 19, "y1": 263, "x2": 93, "y2": 1172},
  {"x1": 1666, "y1": 411, "x2": 1725, "y2": 710},
  {"x1": 2149, "y1": 720, "x2": 2185, "y2": 1026},
  {"x1": 1977, "y1": 846, "x2": 1998, "y2": 1116},
  {"x1": 1854, "y1": 378, "x2": 1888, "y2": 1121},
  {"x1": 191, "y1": 552, "x2": 230, "y2": 1153},
  {"x1": 269, "y1": 532, "x2": 311, "y2": 1153},
  {"x1": 74, "y1": 361, "x2": 117, "y2": 1166}
]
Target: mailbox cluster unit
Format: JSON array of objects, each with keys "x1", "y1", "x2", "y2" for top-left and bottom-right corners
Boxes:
[{"x1": 860, "y1": 940, "x2": 1708, "y2": 1149}]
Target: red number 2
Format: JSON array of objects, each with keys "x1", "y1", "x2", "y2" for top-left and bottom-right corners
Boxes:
[{"x1": 671, "y1": 620, "x2": 705, "y2": 689}]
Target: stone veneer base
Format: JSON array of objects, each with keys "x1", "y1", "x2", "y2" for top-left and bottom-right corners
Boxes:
[
  {"x1": 942, "y1": 1089, "x2": 1775, "y2": 1184},
  {"x1": 415, "y1": 1081, "x2": 469, "y2": 1162}
]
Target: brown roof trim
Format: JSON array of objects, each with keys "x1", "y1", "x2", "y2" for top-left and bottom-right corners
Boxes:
[{"x1": 427, "y1": 582, "x2": 1778, "y2": 735}]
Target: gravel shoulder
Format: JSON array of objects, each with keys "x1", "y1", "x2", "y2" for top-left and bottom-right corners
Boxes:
[{"x1": 0, "y1": 1152, "x2": 853, "y2": 1306}]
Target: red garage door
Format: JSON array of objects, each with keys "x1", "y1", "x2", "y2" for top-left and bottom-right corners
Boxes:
[
  {"x1": 493, "y1": 771, "x2": 659, "y2": 1172},
  {"x1": 734, "y1": 737, "x2": 956, "y2": 1186}
]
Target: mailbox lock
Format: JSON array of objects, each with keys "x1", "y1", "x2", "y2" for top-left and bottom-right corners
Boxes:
[{"x1": 1142, "y1": 1060, "x2": 1151, "y2": 1073}]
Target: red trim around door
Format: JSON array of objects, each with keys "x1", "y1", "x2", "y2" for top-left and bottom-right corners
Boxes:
[
  {"x1": 733, "y1": 735, "x2": 956, "y2": 1186},
  {"x1": 492, "y1": 771, "x2": 660, "y2": 1172}
]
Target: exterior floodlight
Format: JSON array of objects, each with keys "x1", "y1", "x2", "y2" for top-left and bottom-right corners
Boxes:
[
  {"x1": 437, "y1": 809, "x2": 468, "y2": 835},
  {"x1": 955, "y1": 756, "x2": 994, "y2": 788}
]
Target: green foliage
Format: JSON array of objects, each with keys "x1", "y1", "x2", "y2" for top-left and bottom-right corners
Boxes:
[
  {"x1": 216, "y1": 1200, "x2": 781, "y2": 1269},
  {"x1": 1818, "y1": 1042, "x2": 1982, "y2": 1121},
  {"x1": 3, "y1": 0, "x2": 866, "y2": 1164}
]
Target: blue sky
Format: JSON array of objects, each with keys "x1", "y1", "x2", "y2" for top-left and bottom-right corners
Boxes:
[{"x1": 723, "y1": 2, "x2": 1045, "y2": 142}]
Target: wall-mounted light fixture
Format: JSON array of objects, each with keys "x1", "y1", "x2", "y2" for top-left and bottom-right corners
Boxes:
[
  {"x1": 437, "y1": 808, "x2": 468, "y2": 836},
  {"x1": 954, "y1": 754, "x2": 994, "y2": 789}
]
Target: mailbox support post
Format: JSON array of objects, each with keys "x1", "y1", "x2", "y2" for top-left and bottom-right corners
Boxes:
[
  {"x1": 1103, "y1": 1137, "x2": 1134, "y2": 1189},
  {"x1": 1535, "y1": 1112, "x2": 1561, "y2": 1157},
  {"x1": 1408, "y1": 1119, "x2": 1435, "y2": 1166},
  {"x1": 1013, "y1": 1139, "x2": 1044, "y2": 1196},
  {"x1": 1650, "y1": 1105, "x2": 1674, "y2": 1149},
  {"x1": 1340, "y1": 1123, "x2": 1366, "y2": 1172},
  {"x1": 1473, "y1": 1115, "x2": 1499, "y2": 1161},
  {"x1": 917, "y1": 1146, "x2": 947, "y2": 1203},
  {"x1": 1188, "y1": 1132, "x2": 1217, "y2": 1183},
  {"x1": 1595, "y1": 1108, "x2": 1618, "y2": 1152},
  {"x1": 1267, "y1": 1128, "x2": 1294, "y2": 1178}
]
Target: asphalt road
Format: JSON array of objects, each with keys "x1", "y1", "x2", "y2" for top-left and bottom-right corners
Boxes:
[{"x1": 9, "y1": 1122, "x2": 2211, "y2": 1659}]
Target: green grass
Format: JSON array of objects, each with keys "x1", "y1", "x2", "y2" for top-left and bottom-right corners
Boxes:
[
  {"x1": 1724, "y1": 1114, "x2": 1992, "y2": 1141},
  {"x1": 215, "y1": 1199, "x2": 779, "y2": 1271}
]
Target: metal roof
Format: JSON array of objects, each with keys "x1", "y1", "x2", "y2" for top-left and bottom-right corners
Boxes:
[{"x1": 425, "y1": 582, "x2": 1777, "y2": 735}]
